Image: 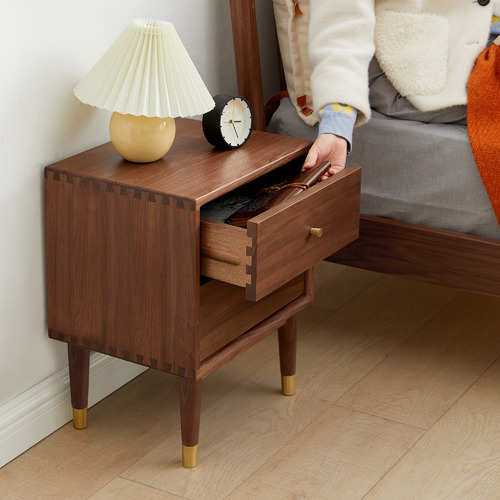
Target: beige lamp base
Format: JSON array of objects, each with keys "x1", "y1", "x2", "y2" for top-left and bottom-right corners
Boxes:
[{"x1": 109, "y1": 112, "x2": 176, "y2": 163}]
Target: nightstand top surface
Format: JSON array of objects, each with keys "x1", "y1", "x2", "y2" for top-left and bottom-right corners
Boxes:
[{"x1": 46, "y1": 119, "x2": 311, "y2": 208}]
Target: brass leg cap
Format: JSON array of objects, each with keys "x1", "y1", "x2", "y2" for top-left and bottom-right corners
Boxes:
[
  {"x1": 182, "y1": 445, "x2": 198, "y2": 468},
  {"x1": 281, "y1": 375, "x2": 296, "y2": 396},
  {"x1": 72, "y1": 408, "x2": 87, "y2": 430}
]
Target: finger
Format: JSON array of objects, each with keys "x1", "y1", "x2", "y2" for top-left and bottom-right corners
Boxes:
[
  {"x1": 330, "y1": 165, "x2": 344, "y2": 175},
  {"x1": 303, "y1": 148, "x2": 319, "y2": 169}
]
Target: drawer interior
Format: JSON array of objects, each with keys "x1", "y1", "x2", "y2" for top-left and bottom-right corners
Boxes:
[{"x1": 200, "y1": 157, "x2": 305, "y2": 223}]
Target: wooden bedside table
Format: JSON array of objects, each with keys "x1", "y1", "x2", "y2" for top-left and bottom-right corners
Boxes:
[{"x1": 44, "y1": 119, "x2": 360, "y2": 468}]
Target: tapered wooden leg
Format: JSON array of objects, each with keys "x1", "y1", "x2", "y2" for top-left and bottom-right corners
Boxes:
[
  {"x1": 68, "y1": 345, "x2": 90, "y2": 429},
  {"x1": 179, "y1": 377, "x2": 202, "y2": 468},
  {"x1": 278, "y1": 315, "x2": 297, "y2": 396}
]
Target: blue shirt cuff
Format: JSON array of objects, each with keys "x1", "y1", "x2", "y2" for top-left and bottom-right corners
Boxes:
[
  {"x1": 488, "y1": 20, "x2": 500, "y2": 45},
  {"x1": 318, "y1": 103, "x2": 357, "y2": 154}
]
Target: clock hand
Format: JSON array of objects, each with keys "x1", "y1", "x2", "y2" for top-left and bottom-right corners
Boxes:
[{"x1": 232, "y1": 122, "x2": 239, "y2": 138}]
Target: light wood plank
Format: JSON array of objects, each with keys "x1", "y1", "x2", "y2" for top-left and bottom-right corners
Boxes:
[
  {"x1": 3, "y1": 371, "x2": 180, "y2": 499},
  {"x1": 120, "y1": 373, "x2": 333, "y2": 499},
  {"x1": 366, "y1": 357, "x2": 500, "y2": 499},
  {"x1": 0, "y1": 422, "x2": 99, "y2": 498},
  {"x1": 0, "y1": 344, "x2": 281, "y2": 498},
  {"x1": 227, "y1": 405, "x2": 424, "y2": 500},
  {"x1": 89, "y1": 478, "x2": 179, "y2": 499},
  {"x1": 286, "y1": 275, "x2": 458, "y2": 403},
  {"x1": 296, "y1": 304, "x2": 332, "y2": 338},
  {"x1": 0, "y1": 370, "x2": 177, "y2": 498},
  {"x1": 313, "y1": 261, "x2": 381, "y2": 311},
  {"x1": 338, "y1": 290, "x2": 500, "y2": 429}
]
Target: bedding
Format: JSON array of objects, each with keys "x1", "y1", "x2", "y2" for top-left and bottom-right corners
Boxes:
[
  {"x1": 273, "y1": 0, "x2": 500, "y2": 127},
  {"x1": 268, "y1": 58, "x2": 500, "y2": 240}
]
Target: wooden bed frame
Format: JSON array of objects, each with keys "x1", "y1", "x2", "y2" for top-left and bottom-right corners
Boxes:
[{"x1": 230, "y1": 0, "x2": 500, "y2": 298}]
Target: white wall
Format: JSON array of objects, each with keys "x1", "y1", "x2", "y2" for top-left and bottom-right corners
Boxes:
[{"x1": 0, "y1": 0, "x2": 278, "y2": 465}]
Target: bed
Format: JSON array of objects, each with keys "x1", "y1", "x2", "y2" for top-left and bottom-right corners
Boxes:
[{"x1": 229, "y1": 0, "x2": 500, "y2": 298}]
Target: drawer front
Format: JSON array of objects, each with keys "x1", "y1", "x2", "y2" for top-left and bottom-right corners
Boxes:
[
  {"x1": 247, "y1": 166, "x2": 360, "y2": 301},
  {"x1": 200, "y1": 166, "x2": 361, "y2": 301}
]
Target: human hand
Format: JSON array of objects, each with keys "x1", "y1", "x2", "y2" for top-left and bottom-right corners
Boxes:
[{"x1": 303, "y1": 134, "x2": 348, "y2": 180}]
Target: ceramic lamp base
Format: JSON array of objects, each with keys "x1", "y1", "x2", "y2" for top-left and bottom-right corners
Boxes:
[{"x1": 109, "y1": 112, "x2": 176, "y2": 163}]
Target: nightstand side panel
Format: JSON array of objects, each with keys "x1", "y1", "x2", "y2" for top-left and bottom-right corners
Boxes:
[{"x1": 45, "y1": 169, "x2": 199, "y2": 377}]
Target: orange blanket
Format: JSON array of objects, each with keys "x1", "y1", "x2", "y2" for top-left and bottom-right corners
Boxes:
[{"x1": 468, "y1": 39, "x2": 500, "y2": 226}]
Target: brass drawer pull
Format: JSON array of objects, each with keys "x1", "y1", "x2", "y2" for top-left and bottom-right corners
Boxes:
[{"x1": 310, "y1": 228, "x2": 323, "y2": 238}]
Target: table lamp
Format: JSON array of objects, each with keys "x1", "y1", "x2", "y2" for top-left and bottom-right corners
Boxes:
[{"x1": 74, "y1": 19, "x2": 215, "y2": 163}]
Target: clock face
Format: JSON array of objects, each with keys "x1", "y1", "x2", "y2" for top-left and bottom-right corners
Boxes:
[
  {"x1": 219, "y1": 97, "x2": 253, "y2": 148},
  {"x1": 202, "y1": 95, "x2": 253, "y2": 150}
]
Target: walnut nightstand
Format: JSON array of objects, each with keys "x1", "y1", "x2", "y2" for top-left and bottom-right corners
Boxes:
[{"x1": 44, "y1": 119, "x2": 360, "y2": 467}]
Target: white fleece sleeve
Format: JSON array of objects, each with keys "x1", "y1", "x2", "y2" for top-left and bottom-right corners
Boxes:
[
  {"x1": 494, "y1": 0, "x2": 500, "y2": 17},
  {"x1": 309, "y1": 0, "x2": 376, "y2": 126}
]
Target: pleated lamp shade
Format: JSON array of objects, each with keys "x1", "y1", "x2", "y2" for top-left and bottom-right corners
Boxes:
[
  {"x1": 73, "y1": 20, "x2": 215, "y2": 163},
  {"x1": 74, "y1": 19, "x2": 215, "y2": 118}
]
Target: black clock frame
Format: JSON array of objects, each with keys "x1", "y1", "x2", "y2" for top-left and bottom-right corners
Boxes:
[{"x1": 202, "y1": 95, "x2": 253, "y2": 150}]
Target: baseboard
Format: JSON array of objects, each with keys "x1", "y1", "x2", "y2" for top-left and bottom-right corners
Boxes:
[{"x1": 0, "y1": 353, "x2": 147, "y2": 468}]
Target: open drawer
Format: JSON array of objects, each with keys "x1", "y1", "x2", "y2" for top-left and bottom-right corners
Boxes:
[{"x1": 201, "y1": 165, "x2": 361, "y2": 301}]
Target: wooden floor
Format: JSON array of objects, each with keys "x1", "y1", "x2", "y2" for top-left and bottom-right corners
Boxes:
[{"x1": 3, "y1": 262, "x2": 500, "y2": 499}]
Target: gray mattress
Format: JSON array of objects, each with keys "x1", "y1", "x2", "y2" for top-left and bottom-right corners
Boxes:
[
  {"x1": 351, "y1": 112, "x2": 500, "y2": 239},
  {"x1": 268, "y1": 60, "x2": 500, "y2": 240}
]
